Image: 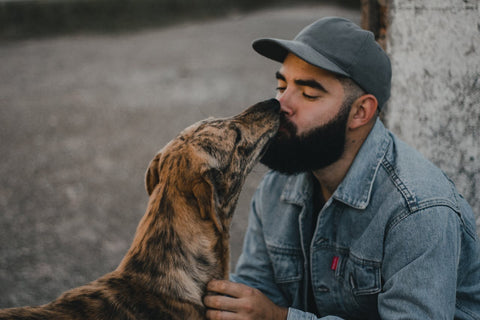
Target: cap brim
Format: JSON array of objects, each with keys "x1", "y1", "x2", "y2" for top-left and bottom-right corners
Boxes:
[{"x1": 252, "y1": 38, "x2": 349, "y2": 77}]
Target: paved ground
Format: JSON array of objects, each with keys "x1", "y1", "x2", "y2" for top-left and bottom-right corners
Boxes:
[{"x1": 0, "y1": 4, "x2": 359, "y2": 307}]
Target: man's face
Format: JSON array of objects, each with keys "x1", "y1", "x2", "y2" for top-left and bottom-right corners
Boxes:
[{"x1": 260, "y1": 54, "x2": 352, "y2": 174}]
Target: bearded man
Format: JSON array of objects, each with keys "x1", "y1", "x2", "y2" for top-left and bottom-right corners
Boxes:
[{"x1": 204, "y1": 17, "x2": 480, "y2": 320}]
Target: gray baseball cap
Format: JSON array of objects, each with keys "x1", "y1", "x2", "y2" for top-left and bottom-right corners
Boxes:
[{"x1": 253, "y1": 17, "x2": 391, "y2": 108}]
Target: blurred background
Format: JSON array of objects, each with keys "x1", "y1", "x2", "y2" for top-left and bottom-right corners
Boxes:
[
  {"x1": 2, "y1": 0, "x2": 479, "y2": 310},
  {"x1": 0, "y1": 0, "x2": 360, "y2": 307}
]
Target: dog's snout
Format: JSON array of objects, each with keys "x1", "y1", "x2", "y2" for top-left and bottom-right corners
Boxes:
[
  {"x1": 235, "y1": 99, "x2": 281, "y2": 123},
  {"x1": 271, "y1": 99, "x2": 281, "y2": 113},
  {"x1": 257, "y1": 98, "x2": 280, "y2": 113}
]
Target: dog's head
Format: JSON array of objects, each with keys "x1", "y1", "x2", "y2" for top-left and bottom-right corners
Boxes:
[{"x1": 145, "y1": 99, "x2": 280, "y2": 233}]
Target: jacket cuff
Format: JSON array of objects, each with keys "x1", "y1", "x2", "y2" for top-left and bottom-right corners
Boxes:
[{"x1": 287, "y1": 308, "x2": 345, "y2": 320}]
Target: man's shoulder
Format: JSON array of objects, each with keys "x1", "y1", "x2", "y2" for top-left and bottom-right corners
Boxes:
[{"x1": 380, "y1": 132, "x2": 460, "y2": 212}]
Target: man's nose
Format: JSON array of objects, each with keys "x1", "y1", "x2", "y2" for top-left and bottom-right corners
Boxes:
[{"x1": 276, "y1": 90, "x2": 294, "y2": 116}]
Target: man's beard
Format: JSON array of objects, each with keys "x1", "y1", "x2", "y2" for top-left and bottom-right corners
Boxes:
[{"x1": 260, "y1": 102, "x2": 351, "y2": 175}]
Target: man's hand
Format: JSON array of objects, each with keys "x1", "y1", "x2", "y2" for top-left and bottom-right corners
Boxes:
[{"x1": 203, "y1": 280, "x2": 288, "y2": 320}]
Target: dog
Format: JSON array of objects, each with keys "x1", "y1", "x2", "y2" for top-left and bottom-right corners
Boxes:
[{"x1": 0, "y1": 99, "x2": 280, "y2": 320}]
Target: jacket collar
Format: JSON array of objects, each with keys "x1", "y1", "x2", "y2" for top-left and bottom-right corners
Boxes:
[{"x1": 281, "y1": 119, "x2": 390, "y2": 210}]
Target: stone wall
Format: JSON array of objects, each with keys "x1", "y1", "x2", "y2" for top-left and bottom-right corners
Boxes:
[{"x1": 384, "y1": 0, "x2": 480, "y2": 230}]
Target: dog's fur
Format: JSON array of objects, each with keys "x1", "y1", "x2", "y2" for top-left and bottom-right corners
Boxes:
[{"x1": 0, "y1": 99, "x2": 280, "y2": 320}]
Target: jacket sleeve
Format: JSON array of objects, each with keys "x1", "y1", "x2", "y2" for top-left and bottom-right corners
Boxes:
[{"x1": 378, "y1": 206, "x2": 461, "y2": 319}]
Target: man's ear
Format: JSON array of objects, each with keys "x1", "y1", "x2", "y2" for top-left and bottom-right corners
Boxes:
[
  {"x1": 145, "y1": 151, "x2": 162, "y2": 196},
  {"x1": 192, "y1": 170, "x2": 224, "y2": 233},
  {"x1": 349, "y1": 94, "x2": 378, "y2": 130}
]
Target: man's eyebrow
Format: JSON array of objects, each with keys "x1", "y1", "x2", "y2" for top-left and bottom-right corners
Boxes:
[
  {"x1": 275, "y1": 71, "x2": 286, "y2": 81},
  {"x1": 275, "y1": 71, "x2": 328, "y2": 93},
  {"x1": 295, "y1": 79, "x2": 328, "y2": 93}
]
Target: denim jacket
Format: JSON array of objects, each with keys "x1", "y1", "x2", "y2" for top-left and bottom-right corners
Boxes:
[{"x1": 231, "y1": 119, "x2": 480, "y2": 319}]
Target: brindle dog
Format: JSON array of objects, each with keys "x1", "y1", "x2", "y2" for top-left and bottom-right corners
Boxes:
[{"x1": 0, "y1": 99, "x2": 280, "y2": 320}]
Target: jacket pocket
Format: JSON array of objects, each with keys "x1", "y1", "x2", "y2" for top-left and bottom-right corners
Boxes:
[
  {"x1": 267, "y1": 243, "x2": 303, "y2": 303},
  {"x1": 267, "y1": 244, "x2": 303, "y2": 282}
]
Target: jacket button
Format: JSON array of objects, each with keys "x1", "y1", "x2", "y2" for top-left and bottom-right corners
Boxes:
[{"x1": 317, "y1": 285, "x2": 330, "y2": 293}]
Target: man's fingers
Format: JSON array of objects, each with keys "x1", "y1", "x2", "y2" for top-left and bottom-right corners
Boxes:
[
  {"x1": 204, "y1": 280, "x2": 288, "y2": 320},
  {"x1": 204, "y1": 294, "x2": 239, "y2": 312},
  {"x1": 204, "y1": 293, "x2": 241, "y2": 320},
  {"x1": 207, "y1": 280, "x2": 250, "y2": 298}
]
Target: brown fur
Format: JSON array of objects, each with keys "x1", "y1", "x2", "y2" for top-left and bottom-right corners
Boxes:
[{"x1": 0, "y1": 99, "x2": 280, "y2": 320}]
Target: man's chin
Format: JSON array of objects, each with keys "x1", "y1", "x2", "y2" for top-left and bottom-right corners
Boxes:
[{"x1": 259, "y1": 140, "x2": 345, "y2": 175}]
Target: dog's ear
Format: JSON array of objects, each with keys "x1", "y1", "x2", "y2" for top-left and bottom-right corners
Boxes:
[
  {"x1": 192, "y1": 169, "x2": 223, "y2": 233},
  {"x1": 145, "y1": 152, "x2": 161, "y2": 196}
]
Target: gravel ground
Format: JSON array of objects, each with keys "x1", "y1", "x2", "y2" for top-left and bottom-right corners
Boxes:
[{"x1": 0, "y1": 4, "x2": 359, "y2": 307}]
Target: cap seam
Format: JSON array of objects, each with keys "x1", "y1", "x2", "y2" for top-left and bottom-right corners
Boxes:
[{"x1": 348, "y1": 31, "x2": 370, "y2": 76}]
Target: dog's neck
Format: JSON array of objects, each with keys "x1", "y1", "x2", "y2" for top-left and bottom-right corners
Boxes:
[{"x1": 117, "y1": 186, "x2": 229, "y2": 308}]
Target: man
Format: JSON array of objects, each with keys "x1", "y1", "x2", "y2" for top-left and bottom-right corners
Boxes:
[{"x1": 203, "y1": 17, "x2": 480, "y2": 319}]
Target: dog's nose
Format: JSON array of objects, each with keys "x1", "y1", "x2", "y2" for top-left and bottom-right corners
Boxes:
[
  {"x1": 270, "y1": 99, "x2": 281, "y2": 113},
  {"x1": 261, "y1": 98, "x2": 280, "y2": 113}
]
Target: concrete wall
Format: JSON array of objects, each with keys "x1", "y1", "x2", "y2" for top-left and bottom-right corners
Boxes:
[{"x1": 384, "y1": 0, "x2": 480, "y2": 230}]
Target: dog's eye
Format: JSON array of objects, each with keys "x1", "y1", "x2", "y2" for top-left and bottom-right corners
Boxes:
[{"x1": 237, "y1": 145, "x2": 254, "y2": 157}]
